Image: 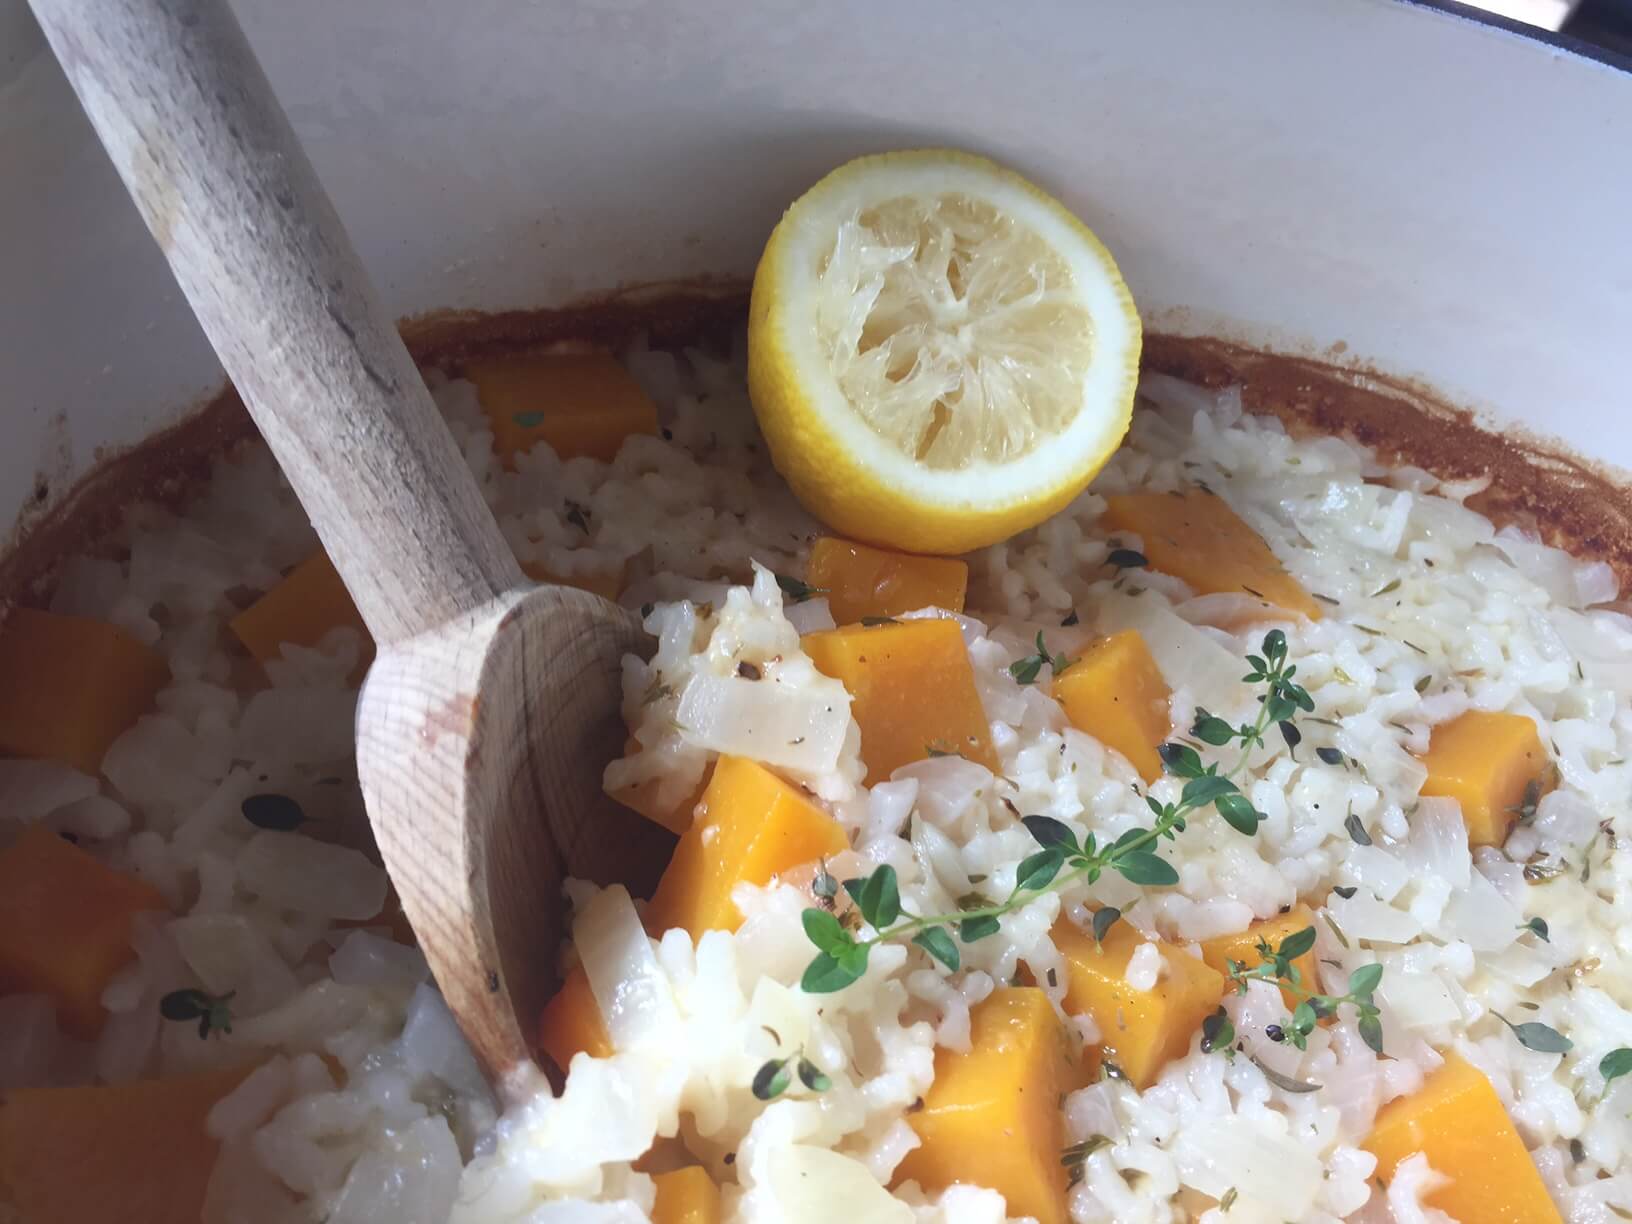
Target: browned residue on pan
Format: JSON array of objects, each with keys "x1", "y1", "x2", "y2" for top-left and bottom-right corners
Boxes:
[
  {"x1": 5, "y1": 288, "x2": 1630, "y2": 608},
  {"x1": 1143, "y1": 334, "x2": 1632, "y2": 587}
]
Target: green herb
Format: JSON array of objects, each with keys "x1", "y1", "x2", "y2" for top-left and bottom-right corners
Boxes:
[
  {"x1": 1091, "y1": 906, "x2": 1122, "y2": 945},
  {"x1": 1241, "y1": 585, "x2": 1265, "y2": 600},
  {"x1": 1061, "y1": 1135, "x2": 1111, "y2": 1187},
  {"x1": 1224, "y1": 933, "x2": 1385, "y2": 1055},
  {"x1": 1404, "y1": 640, "x2": 1427, "y2": 655},
  {"x1": 753, "y1": 1051, "x2": 831, "y2": 1099},
  {"x1": 1371, "y1": 579, "x2": 1401, "y2": 598},
  {"x1": 1601, "y1": 1048, "x2": 1632, "y2": 1088},
  {"x1": 639, "y1": 601, "x2": 655, "y2": 619},
  {"x1": 1414, "y1": 675, "x2": 1431, "y2": 694},
  {"x1": 813, "y1": 864, "x2": 839, "y2": 903},
  {"x1": 797, "y1": 1057, "x2": 831, "y2": 1091},
  {"x1": 797, "y1": 629, "x2": 1314, "y2": 993},
  {"x1": 1344, "y1": 808, "x2": 1373, "y2": 846},
  {"x1": 1524, "y1": 858, "x2": 1567, "y2": 883},
  {"x1": 1200, "y1": 1006, "x2": 1235, "y2": 1055},
  {"x1": 1322, "y1": 912, "x2": 1351, "y2": 950},
  {"x1": 1313, "y1": 593, "x2": 1340, "y2": 607},
  {"x1": 751, "y1": 1058, "x2": 792, "y2": 1100},
  {"x1": 1251, "y1": 1056, "x2": 1323, "y2": 1093},
  {"x1": 860, "y1": 616, "x2": 899, "y2": 627},
  {"x1": 240, "y1": 793, "x2": 305, "y2": 832},
  {"x1": 1571, "y1": 1138, "x2": 1587, "y2": 1164},
  {"x1": 158, "y1": 988, "x2": 235, "y2": 1040},
  {"x1": 774, "y1": 573, "x2": 827, "y2": 604},
  {"x1": 1219, "y1": 1187, "x2": 1238, "y2": 1212},
  {"x1": 1107, "y1": 548, "x2": 1148, "y2": 570},
  {"x1": 1519, "y1": 916, "x2": 1550, "y2": 943},
  {"x1": 512, "y1": 411, "x2": 545, "y2": 428},
  {"x1": 925, "y1": 743, "x2": 965, "y2": 759},
  {"x1": 564, "y1": 500, "x2": 591, "y2": 533},
  {"x1": 1009, "y1": 631, "x2": 1073, "y2": 685},
  {"x1": 1494, "y1": 1012, "x2": 1572, "y2": 1054},
  {"x1": 1316, "y1": 747, "x2": 1345, "y2": 766},
  {"x1": 1061, "y1": 609, "x2": 1080, "y2": 627},
  {"x1": 1333, "y1": 885, "x2": 1357, "y2": 900}
]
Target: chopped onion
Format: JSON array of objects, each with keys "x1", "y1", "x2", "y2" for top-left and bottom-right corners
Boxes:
[
  {"x1": 1440, "y1": 867, "x2": 1521, "y2": 953},
  {"x1": 1379, "y1": 968, "x2": 1460, "y2": 1031},
  {"x1": 573, "y1": 885, "x2": 677, "y2": 1052},
  {"x1": 1171, "y1": 1115, "x2": 1321, "y2": 1221},
  {"x1": 1401, "y1": 797, "x2": 1470, "y2": 890},
  {"x1": 770, "y1": 1146, "x2": 913, "y2": 1224},
  {"x1": 1329, "y1": 892, "x2": 1423, "y2": 944},
  {"x1": 782, "y1": 597, "x2": 836, "y2": 635},
  {"x1": 676, "y1": 672, "x2": 849, "y2": 775}
]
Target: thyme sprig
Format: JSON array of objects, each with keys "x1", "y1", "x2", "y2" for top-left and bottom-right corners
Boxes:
[
  {"x1": 1223, "y1": 926, "x2": 1386, "y2": 1054},
  {"x1": 1009, "y1": 631, "x2": 1074, "y2": 685},
  {"x1": 797, "y1": 631, "x2": 1309, "y2": 994},
  {"x1": 159, "y1": 988, "x2": 235, "y2": 1040}
]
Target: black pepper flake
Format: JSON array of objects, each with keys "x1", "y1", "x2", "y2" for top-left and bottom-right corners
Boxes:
[{"x1": 737, "y1": 661, "x2": 762, "y2": 680}]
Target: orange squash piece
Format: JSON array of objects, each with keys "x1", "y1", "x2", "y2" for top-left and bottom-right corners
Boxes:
[
  {"x1": 0, "y1": 608, "x2": 169, "y2": 774},
  {"x1": 0, "y1": 1065, "x2": 251, "y2": 1224},
  {"x1": 229, "y1": 550, "x2": 373, "y2": 679},
  {"x1": 1416, "y1": 710, "x2": 1547, "y2": 847},
  {"x1": 1363, "y1": 1052, "x2": 1562, "y2": 1224},
  {"x1": 537, "y1": 964, "x2": 615, "y2": 1074},
  {"x1": 1052, "y1": 630, "x2": 1171, "y2": 782},
  {"x1": 468, "y1": 351, "x2": 659, "y2": 466},
  {"x1": 1101, "y1": 490, "x2": 1321, "y2": 619},
  {"x1": 520, "y1": 557, "x2": 625, "y2": 601},
  {"x1": 645, "y1": 756, "x2": 848, "y2": 938},
  {"x1": 803, "y1": 619, "x2": 997, "y2": 784},
  {"x1": 0, "y1": 823, "x2": 168, "y2": 1037},
  {"x1": 805, "y1": 537, "x2": 968, "y2": 624},
  {"x1": 1199, "y1": 905, "x2": 1320, "y2": 1013},
  {"x1": 1054, "y1": 917, "x2": 1225, "y2": 1089},
  {"x1": 652, "y1": 1166, "x2": 722, "y2": 1224},
  {"x1": 893, "y1": 988, "x2": 1072, "y2": 1224}
]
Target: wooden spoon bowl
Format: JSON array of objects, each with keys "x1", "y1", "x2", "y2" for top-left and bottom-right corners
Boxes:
[{"x1": 31, "y1": 0, "x2": 673, "y2": 1100}]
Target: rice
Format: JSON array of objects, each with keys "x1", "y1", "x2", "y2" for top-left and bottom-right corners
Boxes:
[{"x1": 3, "y1": 328, "x2": 1631, "y2": 1222}]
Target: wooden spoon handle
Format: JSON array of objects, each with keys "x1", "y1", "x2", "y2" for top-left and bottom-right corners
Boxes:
[{"x1": 29, "y1": 0, "x2": 523, "y2": 646}]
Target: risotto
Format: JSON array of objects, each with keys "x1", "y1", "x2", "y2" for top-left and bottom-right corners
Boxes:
[{"x1": 1, "y1": 330, "x2": 1630, "y2": 1224}]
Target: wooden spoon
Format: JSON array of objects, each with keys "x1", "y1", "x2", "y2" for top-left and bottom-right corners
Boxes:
[{"x1": 31, "y1": 0, "x2": 670, "y2": 1100}]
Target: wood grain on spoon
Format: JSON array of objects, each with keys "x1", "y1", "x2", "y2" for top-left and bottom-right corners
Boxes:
[{"x1": 28, "y1": 0, "x2": 661, "y2": 1099}]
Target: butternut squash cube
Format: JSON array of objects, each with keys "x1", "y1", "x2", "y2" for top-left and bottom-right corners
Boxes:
[
  {"x1": 537, "y1": 964, "x2": 615, "y2": 1074},
  {"x1": 0, "y1": 824, "x2": 168, "y2": 1037},
  {"x1": 1363, "y1": 1052, "x2": 1562, "y2": 1224},
  {"x1": 1051, "y1": 630, "x2": 1171, "y2": 782},
  {"x1": 893, "y1": 988, "x2": 1072, "y2": 1224},
  {"x1": 1054, "y1": 917, "x2": 1225, "y2": 1089},
  {"x1": 805, "y1": 537, "x2": 968, "y2": 624},
  {"x1": 652, "y1": 1166, "x2": 722, "y2": 1224},
  {"x1": 520, "y1": 557, "x2": 625, "y2": 601},
  {"x1": 645, "y1": 756, "x2": 848, "y2": 937},
  {"x1": 1199, "y1": 905, "x2": 1320, "y2": 1013},
  {"x1": 469, "y1": 351, "x2": 658, "y2": 466},
  {"x1": 0, "y1": 608, "x2": 169, "y2": 774},
  {"x1": 229, "y1": 550, "x2": 373, "y2": 680},
  {"x1": 1417, "y1": 710, "x2": 1547, "y2": 847},
  {"x1": 0, "y1": 1066, "x2": 251, "y2": 1224},
  {"x1": 1101, "y1": 490, "x2": 1321, "y2": 620},
  {"x1": 802, "y1": 619, "x2": 997, "y2": 783}
]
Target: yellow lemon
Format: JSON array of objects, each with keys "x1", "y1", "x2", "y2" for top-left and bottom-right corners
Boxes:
[{"x1": 748, "y1": 149, "x2": 1141, "y2": 556}]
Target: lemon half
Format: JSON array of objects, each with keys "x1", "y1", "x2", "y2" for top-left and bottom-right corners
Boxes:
[{"x1": 748, "y1": 149, "x2": 1141, "y2": 555}]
